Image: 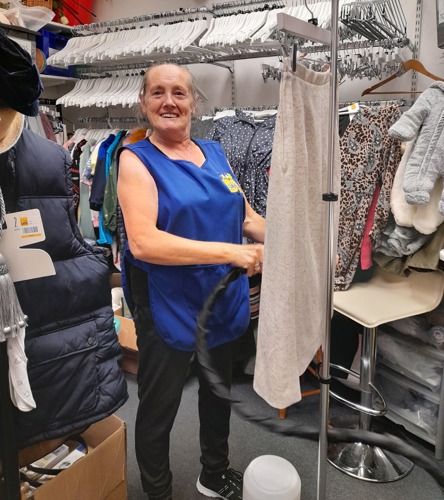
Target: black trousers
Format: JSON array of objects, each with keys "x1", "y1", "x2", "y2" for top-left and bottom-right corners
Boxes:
[{"x1": 132, "y1": 302, "x2": 239, "y2": 500}]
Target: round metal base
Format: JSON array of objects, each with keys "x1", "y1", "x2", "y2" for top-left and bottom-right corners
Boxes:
[{"x1": 328, "y1": 441, "x2": 414, "y2": 483}]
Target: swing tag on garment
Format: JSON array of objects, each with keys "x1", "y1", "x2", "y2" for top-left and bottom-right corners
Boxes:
[
  {"x1": 0, "y1": 209, "x2": 55, "y2": 282},
  {"x1": 219, "y1": 173, "x2": 241, "y2": 193}
]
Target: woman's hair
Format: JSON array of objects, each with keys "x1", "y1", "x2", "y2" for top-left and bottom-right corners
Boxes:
[{"x1": 138, "y1": 62, "x2": 201, "y2": 120}]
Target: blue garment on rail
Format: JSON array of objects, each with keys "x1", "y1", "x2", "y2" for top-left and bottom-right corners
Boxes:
[{"x1": 98, "y1": 130, "x2": 126, "y2": 244}]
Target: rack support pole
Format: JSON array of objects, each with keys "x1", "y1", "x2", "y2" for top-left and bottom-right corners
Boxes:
[
  {"x1": 0, "y1": 341, "x2": 20, "y2": 499},
  {"x1": 317, "y1": 1, "x2": 340, "y2": 499}
]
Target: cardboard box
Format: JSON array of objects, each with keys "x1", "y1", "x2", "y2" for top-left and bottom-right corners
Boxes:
[
  {"x1": 31, "y1": 415, "x2": 127, "y2": 500},
  {"x1": 115, "y1": 315, "x2": 139, "y2": 375}
]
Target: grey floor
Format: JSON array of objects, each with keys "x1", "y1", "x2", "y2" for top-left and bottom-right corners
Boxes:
[{"x1": 116, "y1": 370, "x2": 444, "y2": 500}]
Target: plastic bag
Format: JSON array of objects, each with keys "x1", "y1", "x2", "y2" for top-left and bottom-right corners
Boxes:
[{"x1": 3, "y1": 0, "x2": 54, "y2": 32}]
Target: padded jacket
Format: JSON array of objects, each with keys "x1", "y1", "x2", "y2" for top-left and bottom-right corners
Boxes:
[
  {"x1": 388, "y1": 82, "x2": 444, "y2": 214},
  {"x1": 0, "y1": 129, "x2": 128, "y2": 448}
]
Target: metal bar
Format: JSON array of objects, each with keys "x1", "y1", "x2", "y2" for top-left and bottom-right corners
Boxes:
[
  {"x1": 277, "y1": 12, "x2": 331, "y2": 46},
  {"x1": 359, "y1": 327, "x2": 377, "y2": 431},
  {"x1": 317, "y1": 0, "x2": 339, "y2": 498}
]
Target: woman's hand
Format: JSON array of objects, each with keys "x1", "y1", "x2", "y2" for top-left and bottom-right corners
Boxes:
[{"x1": 230, "y1": 243, "x2": 264, "y2": 277}]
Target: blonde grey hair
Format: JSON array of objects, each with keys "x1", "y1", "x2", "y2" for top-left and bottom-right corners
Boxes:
[{"x1": 139, "y1": 62, "x2": 201, "y2": 119}]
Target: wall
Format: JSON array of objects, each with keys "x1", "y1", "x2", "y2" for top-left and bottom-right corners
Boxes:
[{"x1": 82, "y1": 1, "x2": 444, "y2": 113}]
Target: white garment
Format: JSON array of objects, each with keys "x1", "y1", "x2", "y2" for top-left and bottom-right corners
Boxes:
[
  {"x1": 391, "y1": 139, "x2": 444, "y2": 235},
  {"x1": 7, "y1": 327, "x2": 36, "y2": 412},
  {"x1": 254, "y1": 61, "x2": 340, "y2": 409}
]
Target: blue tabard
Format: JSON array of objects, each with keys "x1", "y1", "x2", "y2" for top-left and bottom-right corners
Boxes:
[{"x1": 120, "y1": 138, "x2": 250, "y2": 351}]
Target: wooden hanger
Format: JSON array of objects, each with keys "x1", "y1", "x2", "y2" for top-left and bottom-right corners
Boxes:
[{"x1": 361, "y1": 59, "x2": 444, "y2": 96}]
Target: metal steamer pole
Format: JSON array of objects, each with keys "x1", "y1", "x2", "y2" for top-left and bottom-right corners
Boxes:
[{"x1": 277, "y1": 2, "x2": 340, "y2": 499}]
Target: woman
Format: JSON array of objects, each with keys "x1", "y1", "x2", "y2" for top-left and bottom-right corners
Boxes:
[{"x1": 117, "y1": 63, "x2": 265, "y2": 500}]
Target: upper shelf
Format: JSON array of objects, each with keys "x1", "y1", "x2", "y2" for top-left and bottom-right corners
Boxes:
[{"x1": 42, "y1": 21, "x2": 73, "y2": 34}]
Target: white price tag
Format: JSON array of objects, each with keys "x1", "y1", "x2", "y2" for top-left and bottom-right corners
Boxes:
[{"x1": 0, "y1": 209, "x2": 55, "y2": 282}]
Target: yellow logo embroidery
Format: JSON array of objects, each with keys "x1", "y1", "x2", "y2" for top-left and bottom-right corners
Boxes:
[{"x1": 219, "y1": 173, "x2": 241, "y2": 193}]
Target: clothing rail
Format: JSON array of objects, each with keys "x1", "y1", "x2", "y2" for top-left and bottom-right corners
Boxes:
[
  {"x1": 77, "y1": 116, "x2": 148, "y2": 124},
  {"x1": 339, "y1": 98, "x2": 407, "y2": 107},
  {"x1": 212, "y1": 0, "x2": 285, "y2": 16},
  {"x1": 299, "y1": 37, "x2": 411, "y2": 54},
  {"x1": 71, "y1": 6, "x2": 212, "y2": 35},
  {"x1": 211, "y1": 104, "x2": 279, "y2": 113},
  {"x1": 73, "y1": 49, "x2": 281, "y2": 79}
]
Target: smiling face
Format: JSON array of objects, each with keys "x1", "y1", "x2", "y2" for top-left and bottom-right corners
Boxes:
[{"x1": 141, "y1": 64, "x2": 196, "y2": 142}]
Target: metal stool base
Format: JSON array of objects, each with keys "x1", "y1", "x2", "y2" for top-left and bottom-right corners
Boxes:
[{"x1": 327, "y1": 441, "x2": 414, "y2": 482}]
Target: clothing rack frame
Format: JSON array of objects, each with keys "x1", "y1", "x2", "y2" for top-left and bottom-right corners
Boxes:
[{"x1": 277, "y1": 5, "x2": 339, "y2": 500}]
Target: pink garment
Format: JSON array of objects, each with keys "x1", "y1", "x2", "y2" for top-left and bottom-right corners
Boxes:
[
  {"x1": 39, "y1": 112, "x2": 57, "y2": 143},
  {"x1": 360, "y1": 184, "x2": 381, "y2": 270}
]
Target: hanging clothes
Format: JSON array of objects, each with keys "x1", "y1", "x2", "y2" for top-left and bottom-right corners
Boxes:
[
  {"x1": 254, "y1": 60, "x2": 340, "y2": 409},
  {"x1": 335, "y1": 105, "x2": 403, "y2": 291},
  {"x1": 242, "y1": 114, "x2": 276, "y2": 217},
  {"x1": 205, "y1": 111, "x2": 275, "y2": 218}
]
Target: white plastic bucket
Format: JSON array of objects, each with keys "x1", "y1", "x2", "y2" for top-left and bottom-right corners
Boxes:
[{"x1": 243, "y1": 455, "x2": 301, "y2": 500}]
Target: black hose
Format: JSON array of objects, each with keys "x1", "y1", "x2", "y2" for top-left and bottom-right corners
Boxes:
[{"x1": 195, "y1": 267, "x2": 444, "y2": 491}]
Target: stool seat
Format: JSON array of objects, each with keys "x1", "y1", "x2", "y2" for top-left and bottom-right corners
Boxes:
[
  {"x1": 333, "y1": 267, "x2": 444, "y2": 328},
  {"x1": 328, "y1": 267, "x2": 444, "y2": 482}
]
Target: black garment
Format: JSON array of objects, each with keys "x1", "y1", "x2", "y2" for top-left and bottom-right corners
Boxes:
[
  {"x1": 339, "y1": 114, "x2": 351, "y2": 137},
  {"x1": 70, "y1": 138, "x2": 86, "y2": 218},
  {"x1": 130, "y1": 265, "x2": 239, "y2": 499},
  {"x1": 330, "y1": 312, "x2": 361, "y2": 379}
]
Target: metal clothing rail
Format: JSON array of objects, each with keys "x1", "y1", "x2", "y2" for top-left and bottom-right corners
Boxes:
[
  {"x1": 277, "y1": 5, "x2": 339, "y2": 500},
  {"x1": 77, "y1": 116, "x2": 149, "y2": 126},
  {"x1": 339, "y1": 98, "x2": 407, "y2": 107},
  {"x1": 73, "y1": 48, "x2": 282, "y2": 79},
  {"x1": 71, "y1": 6, "x2": 212, "y2": 35},
  {"x1": 211, "y1": 104, "x2": 279, "y2": 113},
  {"x1": 211, "y1": 0, "x2": 285, "y2": 16},
  {"x1": 301, "y1": 37, "x2": 411, "y2": 54}
]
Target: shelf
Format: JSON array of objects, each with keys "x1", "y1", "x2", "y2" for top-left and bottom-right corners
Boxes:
[
  {"x1": 41, "y1": 74, "x2": 77, "y2": 87},
  {"x1": 43, "y1": 21, "x2": 73, "y2": 34}
]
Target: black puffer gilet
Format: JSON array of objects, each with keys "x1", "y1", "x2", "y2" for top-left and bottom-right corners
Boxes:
[{"x1": 0, "y1": 129, "x2": 128, "y2": 448}]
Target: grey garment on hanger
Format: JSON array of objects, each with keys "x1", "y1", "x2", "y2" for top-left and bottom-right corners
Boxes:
[
  {"x1": 191, "y1": 118, "x2": 215, "y2": 140},
  {"x1": 375, "y1": 213, "x2": 432, "y2": 258},
  {"x1": 25, "y1": 115, "x2": 46, "y2": 138},
  {"x1": 389, "y1": 82, "x2": 444, "y2": 213}
]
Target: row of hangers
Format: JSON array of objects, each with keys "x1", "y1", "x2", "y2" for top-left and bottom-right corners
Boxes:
[
  {"x1": 48, "y1": 0, "x2": 410, "y2": 70},
  {"x1": 56, "y1": 74, "x2": 144, "y2": 108},
  {"x1": 340, "y1": 0, "x2": 406, "y2": 42},
  {"x1": 56, "y1": 68, "x2": 210, "y2": 108}
]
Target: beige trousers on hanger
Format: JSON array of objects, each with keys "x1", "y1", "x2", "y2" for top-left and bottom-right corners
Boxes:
[{"x1": 254, "y1": 60, "x2": 340, "y2": 409}]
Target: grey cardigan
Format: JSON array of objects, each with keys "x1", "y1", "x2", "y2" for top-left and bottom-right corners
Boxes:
[{"x1": 388, "y1": 81, "x2": 444, "y2": 214}]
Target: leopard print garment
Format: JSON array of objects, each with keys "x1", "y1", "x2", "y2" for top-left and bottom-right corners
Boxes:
[{"x1": 335, "y1": 105, "x2": 402, "y2": 290}]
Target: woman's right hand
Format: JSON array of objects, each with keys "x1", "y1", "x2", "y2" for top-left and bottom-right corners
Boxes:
[{"x1": 230, "y1": 243, "x2": 264, "y2": 277}]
